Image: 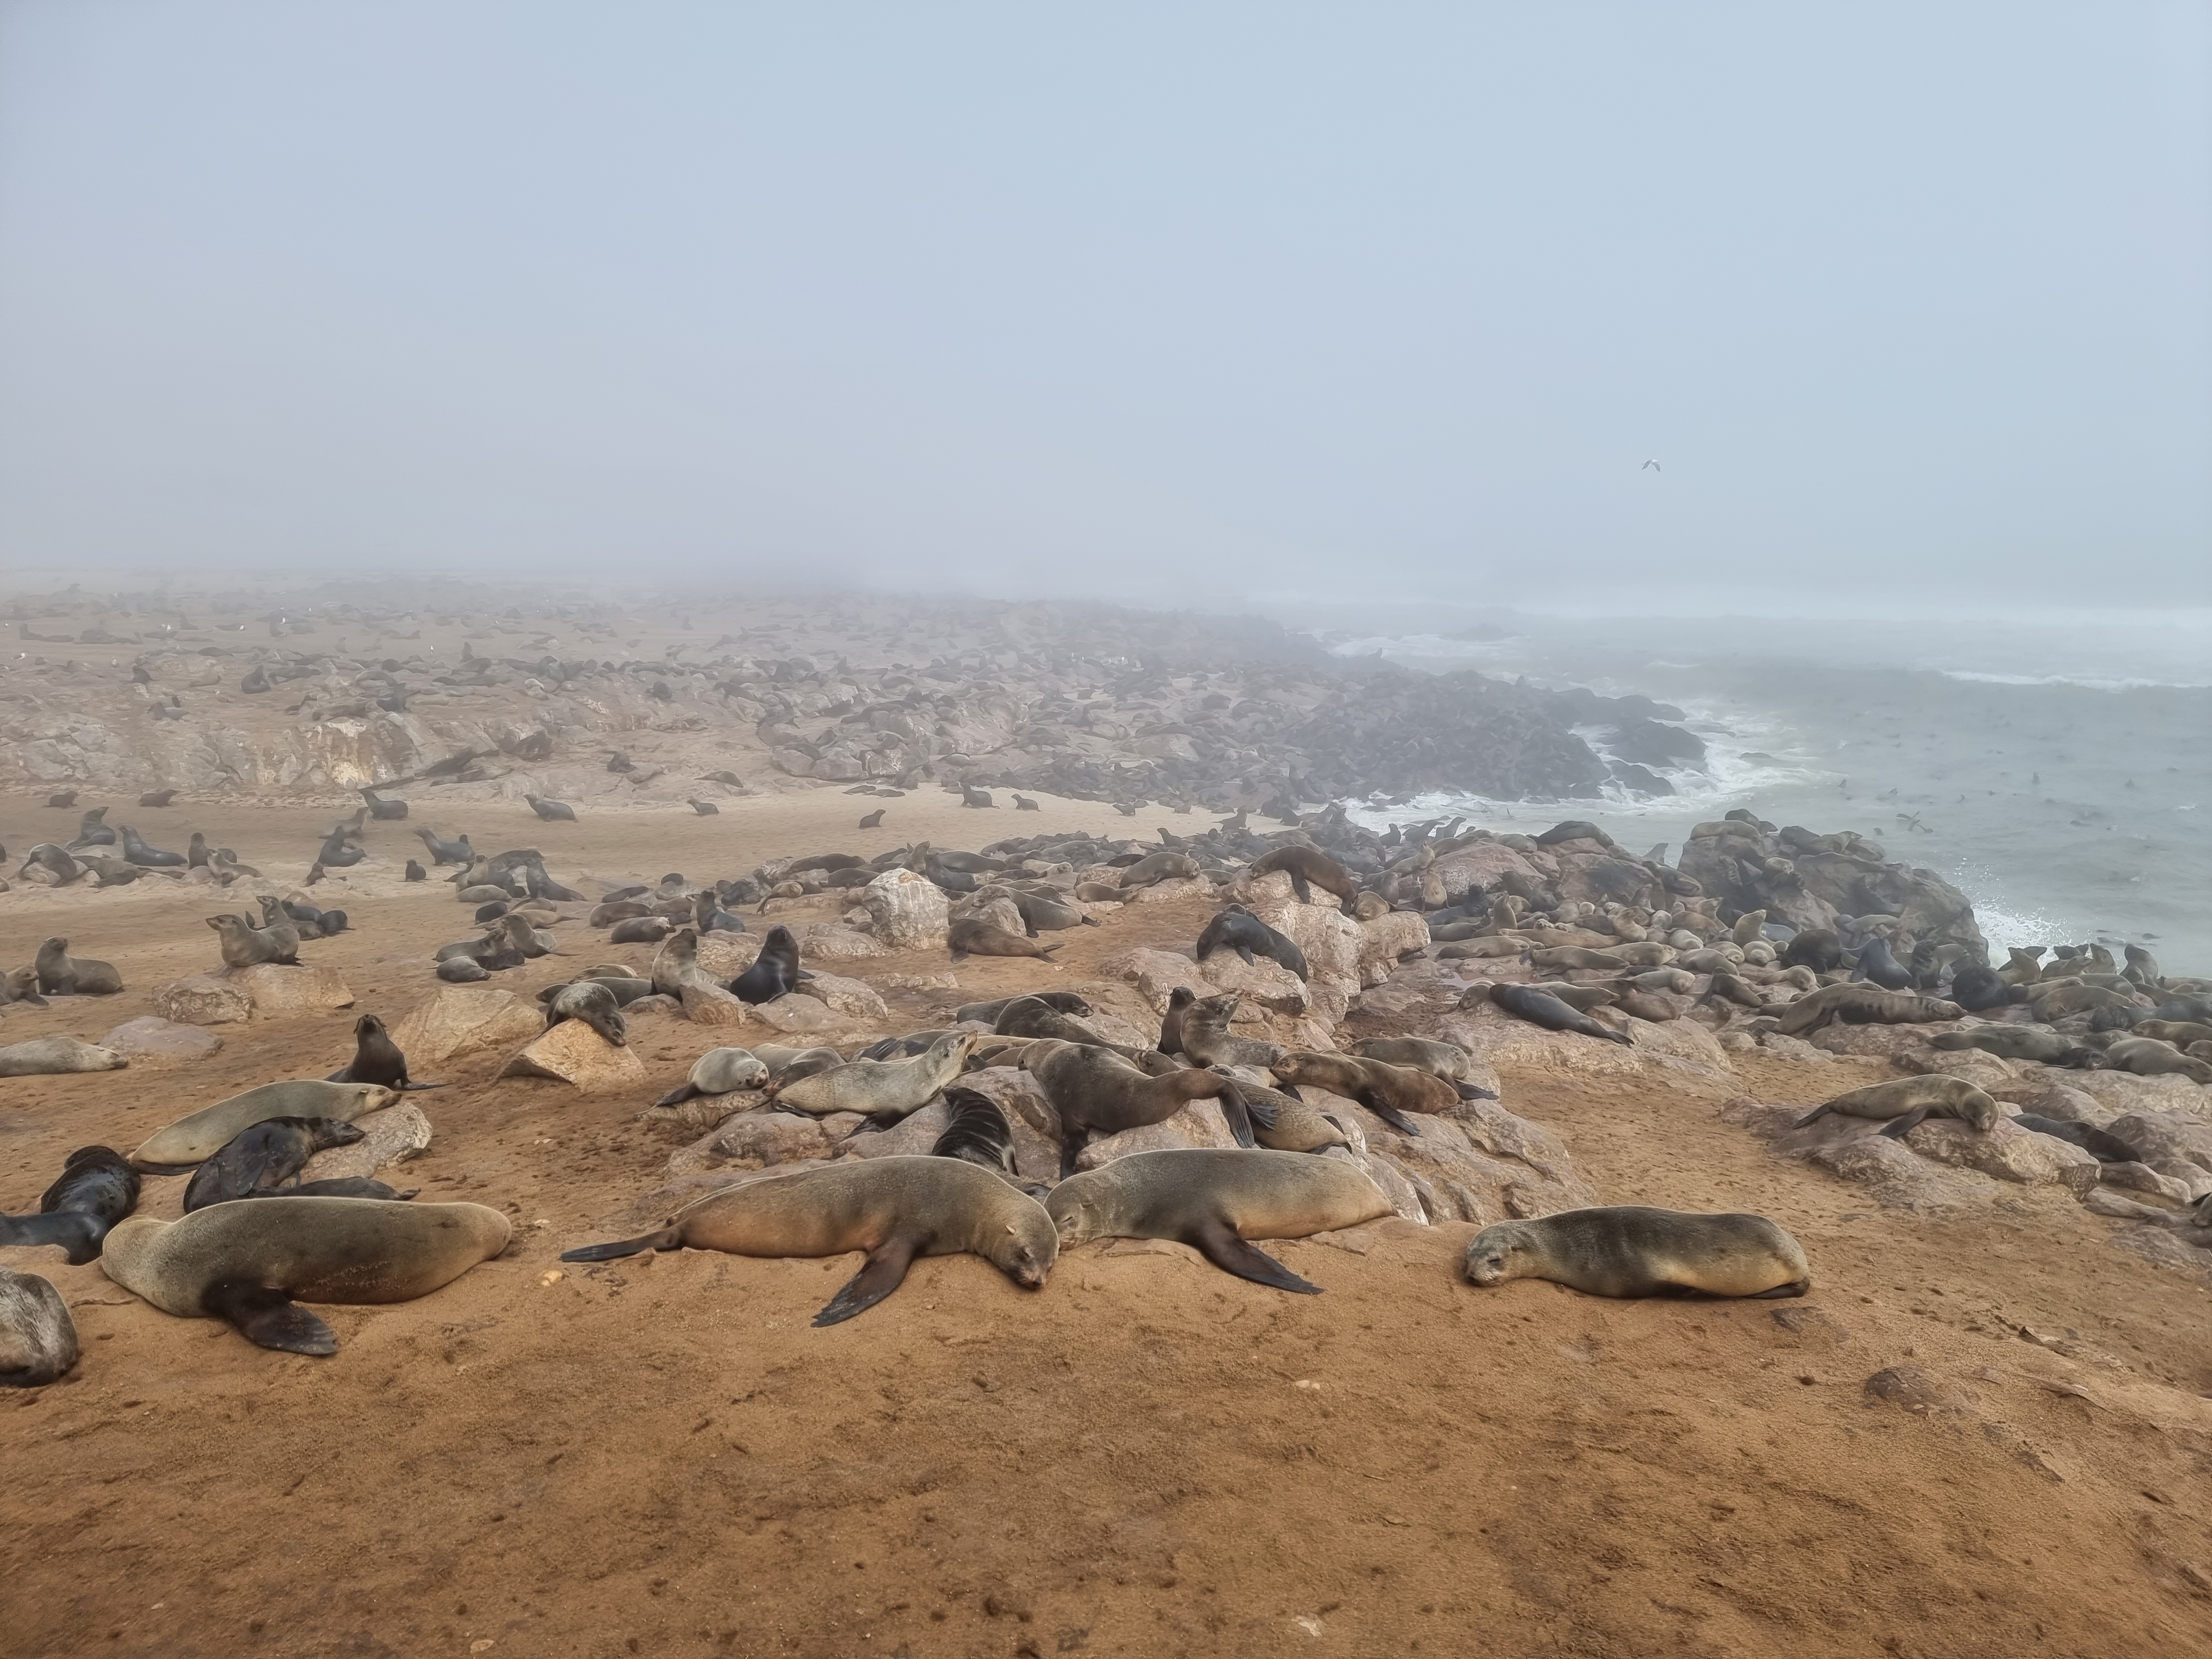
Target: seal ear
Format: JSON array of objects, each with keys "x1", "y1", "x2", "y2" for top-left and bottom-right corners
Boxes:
[{"x1": 204, "y1": 1282, "x2": 338, "y2": 1355}]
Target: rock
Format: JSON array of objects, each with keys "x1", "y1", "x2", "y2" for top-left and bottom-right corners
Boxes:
[
  {"x1": 2098, "y1": 1161, "x2": 2200, "y2": 1206},
  {"x1": 499, "y1": 1019, "x2": 646, "y2": 1091},
  {"x1": 695, "y1": 932, "x2": 761, "y2": 980},
  {"x1": 98, "y1": 1018, "x2": 222, "y2": 1060},
  {"x1": 839, "y1": 1102, "x2": 952, "y2": 1160},
  {"x1": 862, "y1": 868, "x2": 951, "y2": 950},
  {"x1": 2105, "y1": 1112, "x2": 2212, "y2": 1175},
  {"x1": 1754, "y1": 1033, "x2": 1833, "y2": 1065},
  {"x1": 389, "y1": 987, "x2": 547, "y2": 1064},
  {"x1": 639, "y1": 1089, "x2": 770, "y2": 1142},
  {"x1": 1901, "y1": 1119, "x2": 2100, "y2": 1189},
  {"x1": 680, "y1": 982, "x2": 752, "y2": 1026},
  {"x1": 1864, "y1": 1365, "x2": 1974, "y2": 1418},
  {"x1": 1437, "y1": 1003, "x2": 1738, "y2": 1092},
  {"x1": 1350, "y1": 1108, "x2": 1597, "y2": 1226},
  {"x1": 961, "y1": 1066, "x2": 1062, "y2": 1140},
  {"x1": 1807, "y1": 1024, "x2": 1943, "y2": 1062},
  {"x1": 953, "y1": 893, "x2": 1028, "y2": 938},
  {"x1": 665, "y1": 1107, "x2": 838, "y2": 1176},
  {"x1": 1077, "y1": 1099, "x2": 1241, "y2": 1168},
  {"x1": 1357, "y1": 910, "x2": 1431, "y2": 981},
  {"x1": 301, "y1": 1103, "x2": 432, "y2": 1181},
  {"x1": 746, "y1": 994, "x2": 839, "y2": 1034},
  {"x1": 799, "y1": 923, "x2": 890, "y2": 960},
  {"x1": 1427, "y1": 842, "x2": 1559, "y2": 904},
  {"x1": 1804, "y1": 1134, "x2": 1997, "y2": 1210},
  {"x1": 2062, "y1": 1070, "x2": 2211, "y2": 1115},
  {"x1": 152, "y1": 974, "x2": 254, "y2": 1026},
  {"x1": 1121, "y1": 876, "x2": 1212, "y2": 906},
  {"x1": 228, "y1": 963, "x2": 355, "y2": 1019},
  {"x1": 795, "y1": 973, "x2": 889, "y2": 1021},
  {"x1": 1197, "y1": 951, "x2": 1310, "y2": 1015},
  {"x1": 622, "y1": 994, "x2": 681, "y2": 1019},
  {"x1": 1099, "y1": 947, "x2": 1203, "y2": 1015}
]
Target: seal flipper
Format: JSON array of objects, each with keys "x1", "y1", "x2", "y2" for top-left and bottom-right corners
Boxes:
[
  {"x1": 1187, "y1": 1217, "x2": 1321, "y2": 1294},
  {"x1": 1217, "y1": 1079, "x2": 1259, "y2": 1149},
  {"x1": 1362, "y1": 1097, "x2": 1423, "y2": 1137},
  {"x1": 205, "y1": 1281, "x2": 337, "y2": 1355},
  {"x1": 654, "y1": 1081, "x2": 705, "y2": 1107},
  {"x1": 1747, "y1": 1279, "x2": 1811, "y2": 1299},
  {"x1": 813, "y1": 1234, "x2": 922, "y2": 1326},
  {"x1": 560, "y1": 1225, "x2": 682, "y2": 1263},
  {"x1": 1877, "y1": 1106, "x2": 1934, "y2": 1140},
  {"x1": 1453, "y1": 1079, "x2": 1500, "y2": 1101},
  {"x1": 395, "y1": 1081, "x2": 449, "y2": 1092},
  {"x1": 1234, "y1": 945, "x2": 1255, "y2": 966},
  {"x1": 1287, "y1": 869, "x2": 1313, "y2": 904},
  {"x1": 324, "y1": 1065, "x2": 353, "y2": 1083},
  {"x1": 0, "y1": 1211, "x2": 107, "y2": 1265},
  {"x1": 1791, "y1": 1103, "x2": 1835, "y2": 1129}
]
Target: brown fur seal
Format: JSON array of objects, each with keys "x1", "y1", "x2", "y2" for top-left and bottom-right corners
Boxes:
[
  {"x1": 1246, "y1": 846, "x2": 1357, "y2": 907},
  {"x1": 610, "y1": 915, "x2": 676, "y2": 945},
  {"x1": 326, "y1": 1013, "x2": 445, "y2": 1091},
  {"x1": 559, "y1": 1157, "x2": 1056, "y2": 1325},
  {"x1": 1930, "y1": 1025, "x2": 2101, "y2": 1066},
  {"x1": 773, "y1": 1031, "x2": 977, "y2": 1123},
  {"x1": 1269, "y1": 1051, "x2": 1456, "y2": 1136},
  {"x1": 1, "y1": 1267, "x2": 79, "y2": 1386},
  {"x1": 102, "y1": 1198, "x2": 510, "y2": 1354},
  {"x1": 930, "y1": 1086, "x2": 1030, "y2": 1187},
  {"x1": 2104, "y1": 1036, "x2": 2212, "y2": 1083},
  {"x1": 1346, "y1": 1037, "x2": 1499, "y2": 1101},
  {"x1": 133, "y1": 1081, "x2": 397, "y2": 1171},
  {"x1": 948, "y1": 917, "x2": 1061, "y2": 962},
  {"x1": 0, "y1": 1147, "x2": 140, "y2": 1264},
  {"x1": 1792, "y1": 1075, "x2": 2000, "y2": 1136},
  {"x1": 1117, "y1": 851, "x2": 1201, "y2": 889},
  {"x1": 540, "y1": 980, "x2": 629, "y2": 1046},
  {"x1": 731, "y1": 925, "x2": 807, "y2": 1003},
  {"x1": 954, "y1": 992, "x2": 1093, "y2": 1026},
  {"x1": 654, "y1": 1046, "x2": 769, "y2": 1107},
  {"x1": 182, "y1": 1117, "x2": 367, "y2": 1211},
  {"x1": 1157, "y1": 985, "x2": 1196, "y2": 1056},
  {"x1": 1178, "y1": 992, "x2": 1286, "y2": 1070},
  {"x1": 752, "y1": 1044, "x2": 844, "y2": 1084},
  {"x1": 0, "y1": 1036, "x2": 127, "y2": 1078},
  {"x1": 208, "y1": 913, "x2": 298, "y2": 969},
  {"x1": 1023, "y1": 1042, "x2": 1245, "y2": 1175},
  {"x1": 1220, "y1": 1077, "x2": 1352, "y2": 1154},
  {"x1": 33, "y1": 936, "x2": 123, "y2": 995},
  {"x1": 1772, "y1": 983, "x2": 1963, "y2": 1037},
  {"x1": 1046, "y1": 1148, "x2": 1391, "y2": 1293},
  {"x1": 1465, "y1": 1207, "x2": 1809, "y2": 1298},
  {"x1": 1484, "y1": 981, "x2": 1631, "y2": 1045},
  {"x1": 1196, "y1": 905, "x2": 1310, "y2": 980}
]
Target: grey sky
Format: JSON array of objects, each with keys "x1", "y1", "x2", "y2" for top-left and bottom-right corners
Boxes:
[{"x1": 2, "y1": 2, "x2": 2206, "y2": 607}]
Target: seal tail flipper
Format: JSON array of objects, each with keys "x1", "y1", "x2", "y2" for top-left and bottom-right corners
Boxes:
[
  {"x1": 1453, "y1": 1080, "x2": 1499, "y2": 1101},
  {"x1": 323, "y1": 1066, "x2": 352, "y2": 1082},
  {"x1": 0, "y1": 1211, "x2": 105, "y2": 1265},
  {"x1": 1188, "y1": 1218, "x2": 1321, "y2": 1294},
  {"x1": 1362, "y1": 1098, "x2": 1423, "y2": 1137},
  {"x1": 1217, "y1": 1079, "x2": 1259, "y2": 1149},
  {"x1": 1747, "y1": 1279, "x2": 1811, "y2": 1300},
  {"x1": 1235, "y1": 945, "x2": 1255, "y2": 966},
  {"x1": 857, "y1": 1038, "x2": 899, "y2": 1061},
  {"x1": 813, "y1": 1235, "x2": 922, "y2": 1327},
  {"x1": 1878, "y1": 1106, "x2": 1934, "y2": 1140},
  {"x1": 205, "y1": 1281, "x2": 338, "y2": 1355},
  {"x1": 654, "y1": 1082, "x2": 704, "y2": 1107},
  {"x1": 1790, "y1": 1104, "x2": 1835, "y2": 1129},
  {"x1": 560, "y1": 1226, "x2": 681, "y2": 1263}
]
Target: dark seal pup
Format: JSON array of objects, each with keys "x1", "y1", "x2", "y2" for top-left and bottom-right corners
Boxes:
[
  {"x1": 560, "y1": 1158, "x2": 1057, "y2": 1327},
  {"x1": 0, "y1": 1146, "x2": 141, "y2": 1263},
  {"x1": 1247, "y1": 846, "x2": 1358, "y2": 907},
  {"x1": 1196, "y1": 905, "x2": 1310, "y2": 980},
  {"x1": 1047, "y1": 1148, "x2": 1391, "y2": 1293},
  {"x1": 183, "y1": 1118, "x2": 368, "y2": 1212},
  {"x1": 1486, "y1": 981, "x2": 1631, "y2": 1045},
  {"x1": 326, "y1": 1013, "x2": 445, "y2": 1091},
  {"x1": 731, "y1": 925, "x2": 808, "y2": 1003},
  {"x1": 1465, "y1": 1207, "x2": 1810, "y2": 1298}
]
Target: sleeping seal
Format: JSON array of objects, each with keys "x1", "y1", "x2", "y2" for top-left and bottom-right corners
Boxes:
[
  {"x1": 1464, "y1": 1207, "x2": 1809, "y2": 1299},
  {"x1": 1046, "y1": 1148, "x2": 1391, "y2": 1293},
  {"x1": 182, "y1": 1118, "x2": 368, "y2": 1212},
  {"x1": 772, "y1": 1031, "x2": 977, "y2": 1124},
  {"x1": 559, "y1": 1157, "x2": 1056, "y2": 1326},
  {"x1": 948, "y1": 917, "x2": 1060, "y2": 962},
  {"x1": 1791, "y1": 1075, "x2": 2000, "y2": 1136},
  {"x1": 102, "y1": 1198, "x2": 510, "y2": 1353},
  {"x1": 132, "y1": 1081, "x2": 397, "y2": 1171},
  {"x1": 0, "y1": 1268, "x2": 79, "y2": 1386},
  {"x1": 1484, "y1": 982, "x2": 1632, "y2": 1045},
  {"x1": 654, "y1": 1046, "x2": 769, "y2": 1107},
  {"x1": 0, "y1": 1147, "x2": 140, "y2": 1263}
]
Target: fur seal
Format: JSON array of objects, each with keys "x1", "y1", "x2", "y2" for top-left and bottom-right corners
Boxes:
[
  {"x1": 560, "y1": 1157, "x2": 1056, "y2": 1326},
  {"x1": 119, "y1": 826, "x2": 186, "y2": 867},
  {"x1": 930, "y1": 1086, "x2": 1026, "y2": 1185},
  {"x1": 1465, "y1": 1207, "x2": 1809, "y2": 1298},
  {"x1": 415, "y1": 828, "x2": 473, "y2": 865},
  {"x1": 610, "y1": 915, "x2": 676, "y2": 945},
  {"x1": 0, "y1": 1147, "x2": 140, "y2": 1263},
  {"x1": 858, "y1": 808, "x2": 885, "y2": 828},
  {"x1": 102, "y1": 1198, "x2": 510, "y2": 1354},
  {"x1": 1177, "y1": 992, "x2": 1284, "y2": 1070},
  {"x1": 132, "y1": 1081, "x2": 398, "y2": 1171},
  {"x1": 1792, "y1": 1075, "x2": 2000, "y2": 1136},
  {"x1": 326, "y1": 1013, "x2": 444, "y2": 1091},
  {"x1": 1270, "y1": 1050, "x2": 1456, "y2": 1135},
  {"x1": 948, "y1": 917, "x2": 1060, "y2": 962},
  {"x1": 729, "y1": 925, "x2": 806, "y2": 1003},
  {"x1": 2104, "y1": 1037, "x2": 2212, "y2": 1083},
  {"x1": 990, "y1": 996, "x2": 1117, "y2": 1047},
  {"x1": 1945, "y1": 961, "x2": 2009, "y2": 1012},
  {"x1": 1157, "y1": 985, "x2": 1196, "y2": 1056},
  {"x1": 773, "y1": 1032, "x2": 978, "y2": 1123},
  {"x1": 1850, "y1": 934, "x2": 1913, "y2": 990},
  {"x1": 246, "y1": 1176, "x2": 413, "y2": 1201},
  {"x1": 752, "y1": 1044, "x2": 844, "y2": 1085},
  {"x1": 0, "y1": 1036, "x2": 127, "y2": 1077},
  {"x1": 1220, "y1": 1077, "x2": 1352, "y2": 1153},
  {"x1": 2012, "y1": 1114, "x2": 2138, "y2": 1162},
  {"x1": 0, "y1": 1268, "x2": 78, "y2": 1387},
  {"x1": 1246, "y1": 846, "x2": 1357, "y2": 907},
  {"x1": 1771, "y1": 984, "x2": 1962, "y2": 1036},
  {"x1": 33, "y1": 937, "x2": 123, "y2": 995},
  {"x1": 654, "y1": 1046, "x2": 768, "y2": 1107},
  {"x1": 993, "y1": 886, "x2": 1095, "y2": 934},
  {"x1": 208, "y1": 913, "x2": 298, "y2": 969},
  {"x1": 184, "y1": 1117, "x2": 367, "y2": 1211},
  {"x1": 1024, "y1": 1042, "x2": 1246, "y2": 1175},
  {"x1": 1931, "y1": 1026, "x2": 2101, "y2": 1067},
  {"x1": 1196, "y1": 905, "x2": 1310, "y2": 980},
  {"x1": 17, "y1": 844, "x2": 85, "y2": 886},
  {"x1": 540, "y1": 980, "x2": 629, "y2": 1046},
  {"x1": 525, "y1": 794, "x2": 577, "y2": 822},
  {"x1": 1346, "y1": 1037, "x2": 1498, "y2": 1100},
  {"x1": 1484, "y1": 981, "x2": 1630, "y2": 1045},
  {"x1": 437, "y1": 956, "x2": 490, "y2": 983},
  {"x1": 1117, "y1": 852, "x2": 1201, "y2": 889},
  {"x1": 404, "y1": 859, "x2": 428, "y2": 882},
  {"x1": 954, "y1": 992, "x2": 1093, "y2": 1025},
  {"x1": 1047, "y1": 1148, "x2": 1391, "y2": 1293}
]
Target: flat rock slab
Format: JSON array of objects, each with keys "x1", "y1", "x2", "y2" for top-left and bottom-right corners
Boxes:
[
  {"x1": 232, "y1": 963, "x2": 355, "y2": 1019},
  {"x1": 746, "y1": 994, "x2": 838, "y2": 1034},
  {"x1": 799, "y1": 924, "x2": 889, "y2": 959},
  {"x1": 152, "y1": 974, "x2": 254, "y2": 1026},
  {"x1": 99, "y1": 1017, "x2": 222, "y2": 1060},
  {"x1": 389, "y1": 987, "x2": 546, "y2": 1064},
  {"x1": 695, "y1": 932, "x2": 761, "y2": 980},
  {"x1": 499, "y1": 1019, "x2": 646, "y2": 1091},
  {"x1": 680, "y1": 983, "x2": 752, "y2": 1027},
  {"x1": 796, "y1": 973, "x2": 889, "y2": 1021},
  {"x1": 301, "y1": 1103, "x2": 432, "y2": 1181}
]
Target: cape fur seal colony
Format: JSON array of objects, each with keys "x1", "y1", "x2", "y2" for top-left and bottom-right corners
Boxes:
[
  {"x1": 102, "y1": 1198, "x2": 511, "y2": 1354},
  {"x1": 1465, "y1": 1207, "x2": 1809, "y2": 1299},
  {"x1": 1046, "y1": 1148, "x2": 1392, "y2": 1293},
  {"x1": 560, "y1": 1157, "x2": 1057, "y2": 1326}
]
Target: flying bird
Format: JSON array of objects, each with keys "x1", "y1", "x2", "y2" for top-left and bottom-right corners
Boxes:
[{"x1": 1641, "y1": 459, "x2": 1661, "y2": 471}]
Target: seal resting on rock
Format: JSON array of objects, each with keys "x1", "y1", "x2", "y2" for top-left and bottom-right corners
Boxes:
[
  {"x1": 1196, "y1": 904, "x2": 1310, "y2": 980},
  {"x1": 1792, "y1": 1075, "x2": 2000, "y2": 1136},
  {"x1": 1770, "y1": 983, "x2": 1962, "y2": 1036},
  {"x1": 1023, "y1": 1041, "x2": 1252, "y2": 1176},
  {"x1": 102, "y1": 1198, "x2": 510, "y2": 1355},
  {"x1": 1046, "y1": 1148, "x2": 1391, "y2": 1293},
  {"x1": 559, "y1": 1157, "x2": 1057, "y2": 1326},
  {"x1": 1246, "y1": 846, "x2": 1357, "y2": 907},
  {"x1": 1465, "y1": 1207, "x2": 1809, "y2": 1298},
  {"x1": 1481, "y1": 981, "x2": 1631, "y2": 1046}
]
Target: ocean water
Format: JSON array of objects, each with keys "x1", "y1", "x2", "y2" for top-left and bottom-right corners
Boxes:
[{"x1": 1280, "y1": 608, "x2": 2212, "y2": 971}]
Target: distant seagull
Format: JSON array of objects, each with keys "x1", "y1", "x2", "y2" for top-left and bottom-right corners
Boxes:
[{"x1": 1641, "y1": 459, "x2": 1661, "y2": 471}]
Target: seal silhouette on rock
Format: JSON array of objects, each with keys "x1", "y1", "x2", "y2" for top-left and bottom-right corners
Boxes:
[
  {"x1": 1246, "y1": 846, "x2": 1358, "y2": 907},
  {"x1": 102, "y1": 1198, "x2": 511, "y2": 1355},
  {"x1": 1023, "y1": 1041, "x2": 1251, "y2": 1176},
  {"x1": 1196, "y1": 905, "x2": 1310, "y2": 980},
  {"x1": 731, "y1": 925, "x2": 807, "y2": 1003},
  {"x1": 560, "y1": 1157, "x2": 1056, "y2": 1326},
  {"x1": 327, "y1": 1014, "x2": 445, "y2": 1092},
  {"x1": 1464, "y1": 1207, "x2": 1810, "y2": 1299},
  {"x1": 1046, "y1": 1148, "x2": 1391, "y2": 1293}
]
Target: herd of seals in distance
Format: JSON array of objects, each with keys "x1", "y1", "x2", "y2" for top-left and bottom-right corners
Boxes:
[{"x1": 6, "y1": 750, "x2": 2211, "y2": 1398}]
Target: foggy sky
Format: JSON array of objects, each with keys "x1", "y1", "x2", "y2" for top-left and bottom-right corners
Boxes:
[{"x1": 2, "y1": 2, "x2": 2206, "y2": 608}]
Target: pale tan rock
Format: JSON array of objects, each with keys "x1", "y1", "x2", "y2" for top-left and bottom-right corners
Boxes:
[
  {"x1": 680, "y1": 982, "x2": 752, "y2": 1026},
  {"x1": 747, "y1": 994, "x2": 838, "y2": 1034},
  {"x1": 1902, "y1": 1119, "x2": 2100, "y2": 1188},
  {"x1": 389, "y1": 987, "x2": 546, "y2": 1065},
  {"x1": 1357, "y1": 910, "x2": 1432, "y2": 979},
  {"x1": 301, "y1": 1103, "x2": 432, "y2": 1181},
  {"x1": 664, "y1": 1108, "x2": 837, "y2": 1176},
  {"x1": 695, "y1": 932, "x2": 761, "y2": 980},
  {"x1": 230, "y1": 963, "x2": 355, "y2": 1018},
  {"x1": 1427, "y1": 842, "x2": 1558, "y2": 903},
  {"x1": 795, "y1": 973, "x2": 889, "y2": 1021},
  {"x1": 862, "y1": 867, "x2": 951, "y2": 950},
  {"x1": 799, "y1": 922, "x2": 890, "y2": 959},
  {"x1": 1076, "y1": 1099, "x2": 1240, "y2": 1168},
  {"x1": 152, "y1": 974, "x2": 254, "y2": 1026},
  {"x1": 1197, "y1": 951, "x2": 1309, "y2": 1014},
  {"x1": 1098, "y1": 947, "x2": 1202, "y2": 1015},
  {"x1": 99, "y1": 1017, "x2": 222, "y2": 1060},
  {"x1": 499, "y1": 1019, "x2": 646, "y2": 1091},
  {"x1": 1121, "y1": 876, "x2": 1210, "y2": 905}
]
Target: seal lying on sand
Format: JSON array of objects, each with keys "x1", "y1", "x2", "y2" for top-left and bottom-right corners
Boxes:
[
  {"x1": 1046, "y1": 1149, "x2": 1391, "y2": 1293},
  {"x1": 560, "y1": 1157, "x2": 1057, "y2": 1326},
  {"x1": 1792, "y1": 1075, "x2": 2000, "y2": 1136},
  {"x1": 102, "y1": 1198, "x2": 510, "y2": 1354},
  {"x1": 0, "y1": 1267, "x2": 78, "y2": 1387},
  {"x1": 34, "y1": 937, "x2": 123, "y2": 995},
  {"x1": 0, "y1": 1147, "x2": 140, "y2": 1263},
  {"x1": 948, "y1": 917, "x2": 1060, "y2": 962},
  {"x1": 1464, "y1": 1207, "x2": 1809, "y2": 1299}
]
